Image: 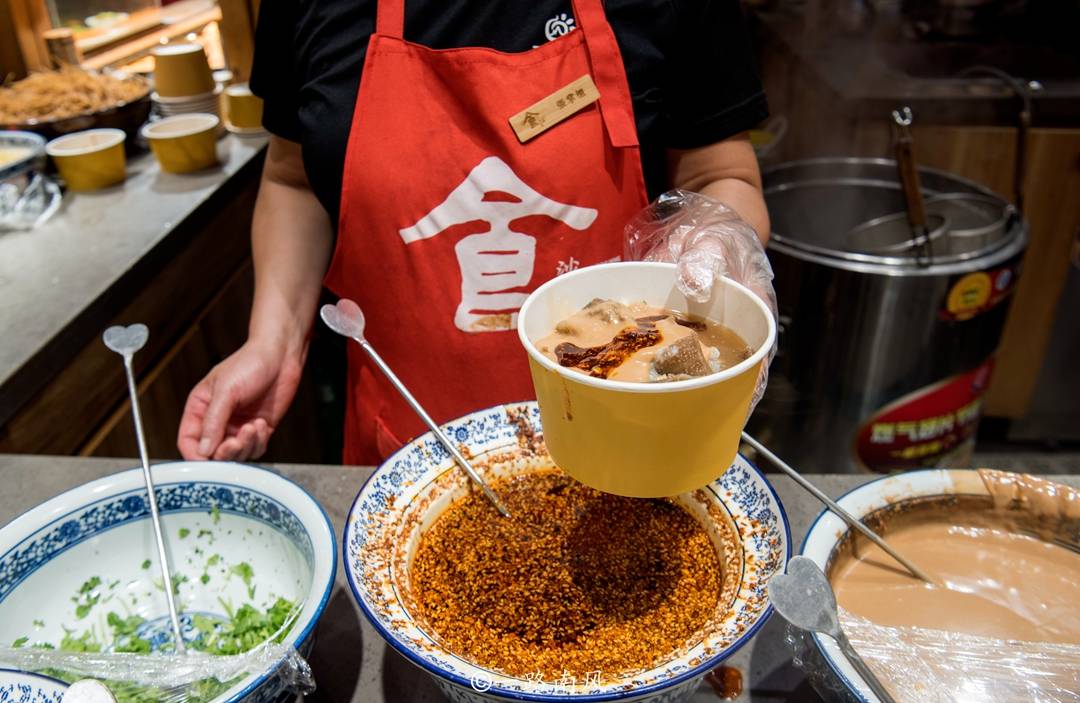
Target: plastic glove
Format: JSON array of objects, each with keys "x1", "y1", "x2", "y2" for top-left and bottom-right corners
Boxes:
[{"x1": 624, "y1": 189, "x2": 777, "y2": 414}]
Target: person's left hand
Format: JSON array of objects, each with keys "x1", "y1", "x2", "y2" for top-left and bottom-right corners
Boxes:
[{"x1": 624, "y1": 189, "x2": 777, "y2": 413}]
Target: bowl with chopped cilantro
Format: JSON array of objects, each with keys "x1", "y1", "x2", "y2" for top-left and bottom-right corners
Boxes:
[{"x1": 0, "y1": 461, "x2": 335, "y2": 702}]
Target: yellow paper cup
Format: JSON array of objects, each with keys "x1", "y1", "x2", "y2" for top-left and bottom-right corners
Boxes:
[
  {"x1": 45, "y1": 128, "x2": 126, "y2": 192},
  {"x1": 142, "y1": 114, "x2": 220, "y2": 174},
  {"x1": 152, "y1": 43, "x2": 215, "y2": 98},
  {"x1": 518, "y1": 262, "x2": 776, "y2": 497},
  {"x1": 224, "y1": 83, "x2": 263, "y2": 130}
]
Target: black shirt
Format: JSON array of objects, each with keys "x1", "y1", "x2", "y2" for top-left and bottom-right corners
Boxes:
[{"x1": 250, "y1": 0, "x2": 768, "y2": 222}]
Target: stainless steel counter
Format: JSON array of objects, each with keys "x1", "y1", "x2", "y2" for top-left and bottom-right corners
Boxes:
[{"x1": 3, "y1": 454, "x2": 1076, "y2": 701}]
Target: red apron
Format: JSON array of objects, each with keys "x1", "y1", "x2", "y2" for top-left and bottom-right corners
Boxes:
[{"x1": 325, "y1": 0, "x2": 649, "y2": 464}]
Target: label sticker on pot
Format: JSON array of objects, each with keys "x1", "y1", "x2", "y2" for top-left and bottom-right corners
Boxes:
[
  {"x1": 940, "y1": 265, "x2": 1018, "y2": 321},
  {"x1": 853, "y1": 358, "x2": 994, "y2": 473}
]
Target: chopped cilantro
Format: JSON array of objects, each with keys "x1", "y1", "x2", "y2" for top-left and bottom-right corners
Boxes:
[
  {"x1": 229, "y1": 562, "x2": 256, "y2": 599},
  {"x1": 11, "y1": 572, "x2": 299, "y2": 703},
  {"x1": 58, "y1": 630, "x2": 101, "y2": 653},
  {"x1": 178, "y1": 528, "x2": 191, "y2": 539},
  {"x1": 78, "y1": 576, "x2": 102, "y2": 593},
  {"x1": 72, "y1": 576, "x2": 102, "y2": 619},
  {"x1": 140, "y1": 559, "x2": 151, "y2": 570}
]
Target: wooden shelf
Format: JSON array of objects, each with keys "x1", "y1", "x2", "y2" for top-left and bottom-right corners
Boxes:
[{"x1": 81, "y1": 5, "x2": 222, "y2": 70}]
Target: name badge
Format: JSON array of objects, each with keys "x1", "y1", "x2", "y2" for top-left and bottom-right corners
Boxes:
[{"x1": 509, "y1": 74, "x2": 600, "y2": 144}]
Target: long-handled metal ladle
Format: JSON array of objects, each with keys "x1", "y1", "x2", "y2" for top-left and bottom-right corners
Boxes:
[
  {"x1": 103, "y1": 324, "x2": 186, "y2": 653},
  {"x1": 320, "y1": 298, "x2": 511, "y2": 517},
  {"x1": 769, "y1": 556, "x2": 897, "y2": 703},
  {"x1": 741, "y1": 432, "x2": 934, "y2": 584}
]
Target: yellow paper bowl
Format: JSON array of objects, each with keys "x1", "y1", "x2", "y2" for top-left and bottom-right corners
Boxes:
[
  {"x1": 45, "y1": 128, "x2": 126, "y2": 192},
  {"x1": 142, "y1": 114, "x2": 220, "y2": 174},
  {"x1": 224, "y1": 83, "x2": 264, "y2": 131},
  {"x1": 152, "y1": 43, "x2": 215, "y2": 98},
  {"x1": 517, "y1": 261, "x2": 776, "y2": 497}
]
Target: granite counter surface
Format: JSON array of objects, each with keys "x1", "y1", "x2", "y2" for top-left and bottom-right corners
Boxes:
[
  {"x1": 1, "y1": 455, "x2": 1076, "y2": 702},
  {"x1": 0, "y1": 136, "x2": 266, "y2": 425}
]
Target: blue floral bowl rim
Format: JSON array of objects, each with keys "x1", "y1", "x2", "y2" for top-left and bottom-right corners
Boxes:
[
  {"x1": 0, "y1": 666, "x2": 70, "y2": 690},
  {"x1": 0, "y1": 460, "x2": 338, "y2": 703},
  {"x1": 344, "y1": 400, "x2": 793, "y2": 702}
]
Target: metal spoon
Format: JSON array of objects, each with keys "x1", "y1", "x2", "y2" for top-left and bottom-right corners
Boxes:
[
  {"x1": 769, "y1": 556, "x2": 897, "y2": 703},
  {"x1": 103, "y1": 324, "x2": 186, "y2": 654},
  {"x1": 320, "y1": 299, "x2": 512, "y2": 517},
  {"x1": 741, "y1": 432, "x2": 935, "y2": 584}
]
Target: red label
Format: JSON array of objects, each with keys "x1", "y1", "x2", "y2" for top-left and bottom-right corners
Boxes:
[{"x1": 853, "y1": 359, "x2": 995, "y2": 472}]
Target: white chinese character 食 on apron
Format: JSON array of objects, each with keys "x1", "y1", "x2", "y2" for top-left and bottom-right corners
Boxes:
[{"x1": 399, "y1": 156, "x2": 598, "y2": 332}]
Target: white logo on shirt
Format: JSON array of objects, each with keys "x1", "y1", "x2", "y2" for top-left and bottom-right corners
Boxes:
[
  {"x1": 544, "y1": 13, "x2": 576, "y2": 41},
  {"x1": 400, "y1": 156, "x2": 597, "y2": 333}
]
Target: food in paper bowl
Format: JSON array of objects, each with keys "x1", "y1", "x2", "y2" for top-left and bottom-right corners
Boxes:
[
  {"x1": 535, "y1": 299, "x2": 754, "y2": 383},
  {"x1": 518, "y1": 262, "x2": 776, "y2": 498},
  {"x1": 345, "y1": 401, "x2": 790, "y2": 702},
  {"x1": 0, "y1": 461, "x2": 335, "y2": 702},
  {"x1": 799, "y1": 468, "x2": 1080, "y2": 703}
]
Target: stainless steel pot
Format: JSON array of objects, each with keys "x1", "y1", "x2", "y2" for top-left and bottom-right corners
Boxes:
[{"x1": 750, "y1": 158, "x2": 1027, "y2": 473}]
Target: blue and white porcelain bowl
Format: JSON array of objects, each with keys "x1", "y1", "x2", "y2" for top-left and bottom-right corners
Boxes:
[
  {"x1": 345, "y1": 401, "x2": 790, "y2": 703},
  {"x1": 0, "y1": 461, "x2": 336, "y2": 702},
  {"x1": 799, "y1": 468, "x2": 994, "y2": 703},
  {"x1": 0, "y1": 669, "x2": 67, "y2": 702}
]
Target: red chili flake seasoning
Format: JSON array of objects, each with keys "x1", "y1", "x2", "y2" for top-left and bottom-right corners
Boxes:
[
  {"x1": 409, "y1": 472, "x2": 725, "y2": 679},
  {"x1": 554, "y1": 327, "x2": 661, "y2": 378}
]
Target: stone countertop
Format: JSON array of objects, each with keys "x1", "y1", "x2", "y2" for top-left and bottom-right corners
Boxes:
[
  {"x1": 0, "y1": 135, "x2": 266, "y2": 425},
  {"x1": 2, "y1": 454, "x2": 1077, "y2": 702}
]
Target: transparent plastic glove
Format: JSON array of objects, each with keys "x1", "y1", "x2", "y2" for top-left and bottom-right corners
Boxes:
[{"x1": 624, "y1": 189, "x2": 777, "y2": 414}]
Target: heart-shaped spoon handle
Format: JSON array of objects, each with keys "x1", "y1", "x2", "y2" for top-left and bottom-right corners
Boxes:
[
  {"x1": 103, "y1": 323, "x2": 149, "y2": 357},
  {"x1": 769, "y1": 557, "x2": 896, "y2": 703},
  {"x1": 102, "y1": 324, "x2": 186, "y2": 654},
  {"x1": 320, "y1": 299, "x2": 366, "y2": 341},
  {"x1": 320, "y1": 299, "x2": 511, "y2": 518}
]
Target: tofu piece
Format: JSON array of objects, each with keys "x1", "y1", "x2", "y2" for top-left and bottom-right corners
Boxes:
[
  {"x1": 651, "y1": 335, "x2": 712, "y2": 379},
  {"x1": 583, "y1": 299, "x2": 632, "y2": 325}
]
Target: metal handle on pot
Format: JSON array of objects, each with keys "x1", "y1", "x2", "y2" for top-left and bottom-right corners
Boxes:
[{"x1": 892, "y1": 107, "x2": 933, "y2": 267}]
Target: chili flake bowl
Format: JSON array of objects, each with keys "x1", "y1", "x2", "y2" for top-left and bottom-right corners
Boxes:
[
  {"x1": 0, "y1": 461, "x2": 335, "y2": 702},
  {"x1": 344, "y1": 401, "x2": 790, "y2": 702}
]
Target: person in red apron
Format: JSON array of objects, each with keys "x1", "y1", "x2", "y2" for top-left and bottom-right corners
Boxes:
[{"x1": 178, "y1": 0, "x2": 772, "y2": 464}]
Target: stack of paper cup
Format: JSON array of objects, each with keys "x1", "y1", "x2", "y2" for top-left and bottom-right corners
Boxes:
[{"x1": 151, "y1": 43, "x2": 221, "y2": 119}]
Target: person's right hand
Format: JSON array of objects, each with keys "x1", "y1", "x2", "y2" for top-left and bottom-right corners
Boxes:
[{"x1": 177, "y1": 339, "x2": 304, "y2": 461}]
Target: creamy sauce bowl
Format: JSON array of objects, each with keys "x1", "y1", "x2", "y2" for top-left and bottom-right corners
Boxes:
[{"x1": 800, "y1": 469, "x2": 1080, "y2": 703}]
